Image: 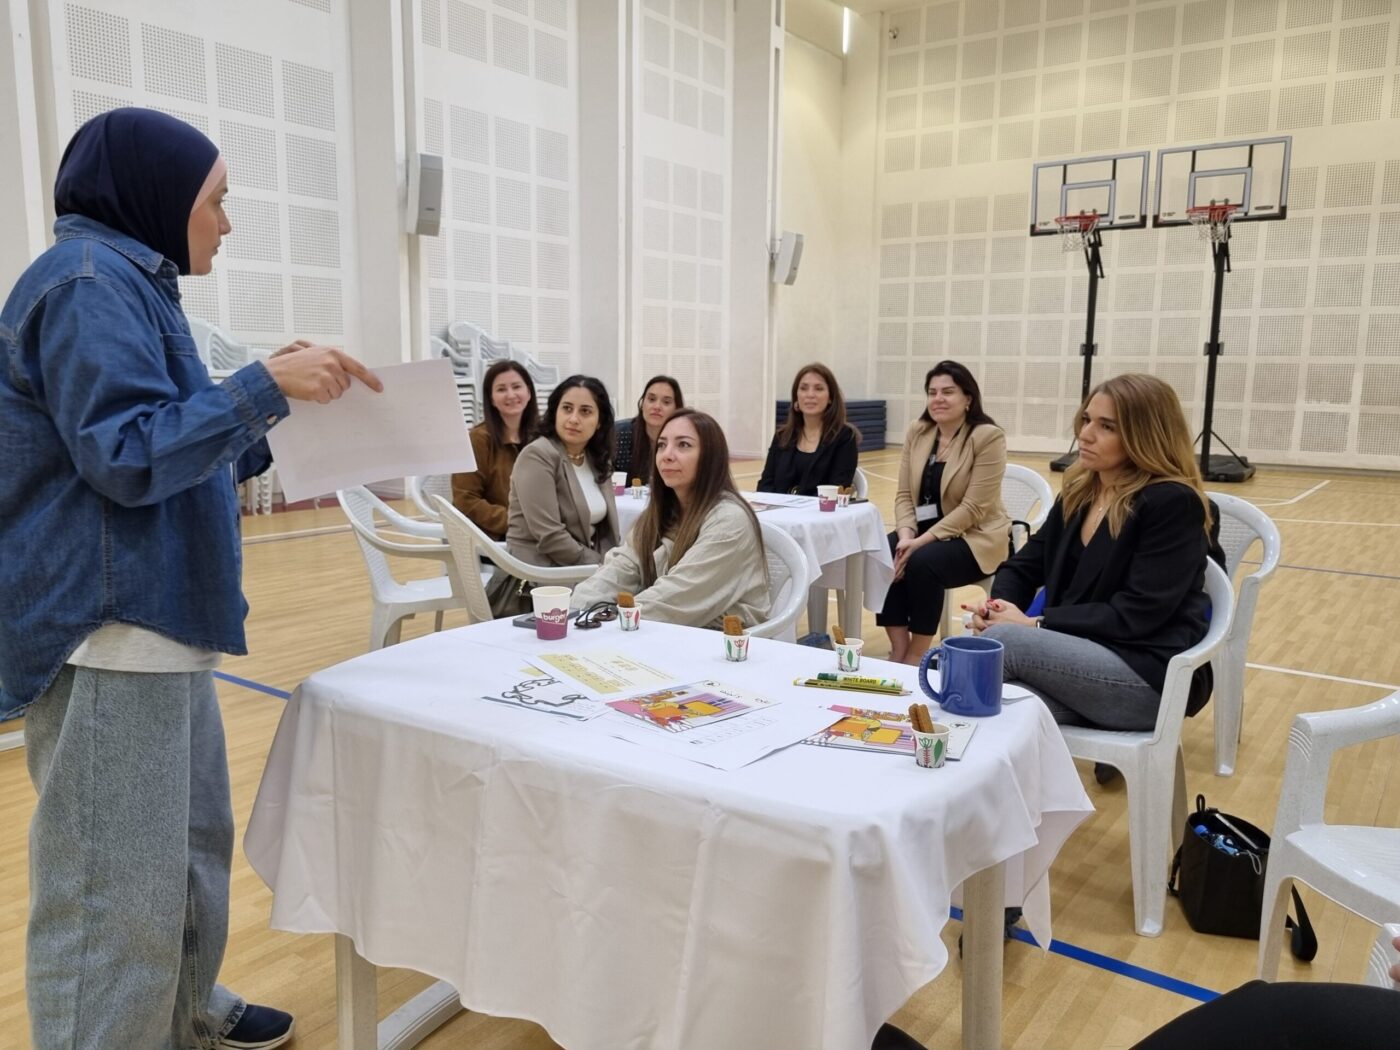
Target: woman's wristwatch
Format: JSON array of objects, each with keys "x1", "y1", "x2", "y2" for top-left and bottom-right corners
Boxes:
[{"x1": 1033, "y1": 616, "x2": 1045, "y2": 629}]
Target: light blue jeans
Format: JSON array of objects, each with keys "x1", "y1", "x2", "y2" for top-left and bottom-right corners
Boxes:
[
  {"x1": 981, "y1": 622, "x2": 1162, "y2": 731},
  {"x1": 24, "y1": 666, "x2": 245, "y2": 1050}
]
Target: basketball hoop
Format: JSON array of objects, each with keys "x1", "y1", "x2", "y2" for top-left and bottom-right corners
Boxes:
[
  {"x1": 1187, "y1": 201, "x2": 1239, "y2": 244},
  {"x1": 1055, "y1": 211, "x2": 1101, "y2": 253}
]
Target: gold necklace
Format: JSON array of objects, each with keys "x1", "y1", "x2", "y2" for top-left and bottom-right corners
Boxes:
[{"x1": 565, "y1": 448, "x2": 586, "y2": 466}]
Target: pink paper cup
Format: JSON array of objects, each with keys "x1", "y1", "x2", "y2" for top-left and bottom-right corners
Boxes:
[{"x1": 531, "y1": 586, "x2": 572, "y2": 641}]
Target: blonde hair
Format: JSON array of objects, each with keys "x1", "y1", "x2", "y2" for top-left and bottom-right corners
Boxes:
[{"x1": 1061, "y1": 373, "x2": 1212, "y2": 537}]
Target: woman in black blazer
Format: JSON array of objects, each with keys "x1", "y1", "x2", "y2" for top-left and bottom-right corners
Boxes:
[
  {"x1": 757, "y1": 363, "x2": 860, "y2": 495},
  {"x1": 968, "y1": 374, "x2": 1216, "y2": 731}
]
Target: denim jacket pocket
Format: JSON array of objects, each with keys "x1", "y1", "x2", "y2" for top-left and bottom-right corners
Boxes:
[{"x1": 161, "y1": 332, "x2": 200, "y2": 358}]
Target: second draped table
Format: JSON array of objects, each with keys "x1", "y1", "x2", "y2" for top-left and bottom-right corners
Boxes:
[{"x1": 617, "y1": 490, "x2": 894, "y2": 640}]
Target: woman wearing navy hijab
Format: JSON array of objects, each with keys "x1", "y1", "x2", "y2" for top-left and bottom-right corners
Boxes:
[{"x1": 0, "y1": 109, "x2": 380, "y2": 1049}]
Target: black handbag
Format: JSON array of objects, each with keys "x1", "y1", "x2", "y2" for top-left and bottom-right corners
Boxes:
[{"x1": 1168, "y1": 794, "x2": 1317, "y2": 960}]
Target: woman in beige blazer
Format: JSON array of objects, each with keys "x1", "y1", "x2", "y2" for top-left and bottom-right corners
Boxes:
[
  {"x1": 878, "y1": 361, "x2": 1011, "y2": 664},
  {"x1": 488, "y1": 376, "x2": 621, "y2": 615}
]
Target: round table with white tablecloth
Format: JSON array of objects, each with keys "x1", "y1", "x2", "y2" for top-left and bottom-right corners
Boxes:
[{"x1": 245, "y1": 618, "x2": 1092, "y2": 1050}]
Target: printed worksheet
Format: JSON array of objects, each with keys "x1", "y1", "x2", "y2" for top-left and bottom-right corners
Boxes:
[
  {"x1": 540, "y1": 651, "x2": 673, "y2": 694},
  {"x1": 604, "y1": 697, "x2": 839, "y2": 771}
]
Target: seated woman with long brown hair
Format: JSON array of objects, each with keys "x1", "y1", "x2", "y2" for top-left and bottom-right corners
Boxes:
[
  {"x1": 613, "y1": 374, "x2": 684, "y2": 485},
  {"x1": 571, "y1": 408, "x2": 770, "y2": 628},
  {"x1": 757, "y1": 363, "x2": 859, "y2": 496},
  {"x1": 968, "y1": 373, "x2": 1216, "y2": 730},
  {"x1": 451, "y1": 359, "x2": 538, "y2": 540}
]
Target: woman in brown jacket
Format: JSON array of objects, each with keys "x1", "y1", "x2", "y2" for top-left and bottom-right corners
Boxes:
[
  {"x1": 878, "y1": 361, "x2": 1011, "y2": 665},
  {"x1": 451, "y1": 360, "x2": 538, "y2": 540}
]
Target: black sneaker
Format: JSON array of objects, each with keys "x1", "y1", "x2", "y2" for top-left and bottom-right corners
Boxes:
[
  {"x1": 219, "y1": 1005, "x2": 295, "y2": 1050},
  {"x1": 872, "y1": 1022, "x2": 927, "y2": 1049}
]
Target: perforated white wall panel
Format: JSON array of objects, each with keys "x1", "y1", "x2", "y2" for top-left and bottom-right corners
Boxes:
[
  {"x1": 53, "y1": 0, "x2": 357, "y2": 351},
  {"x1": 875, "y1": 0, "x2": 1400, "y2": 468},
  {"x1": 421, "y1": 0, "x2": 578, "y2": 373},
  {"x1": 631, "y1": 0, "x2": 731, "y2": 418}
]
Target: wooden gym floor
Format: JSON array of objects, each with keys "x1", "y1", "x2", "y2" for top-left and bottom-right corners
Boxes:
[{"x1": 1, "y1": 451, "x2": 1397, "y2": 1049}]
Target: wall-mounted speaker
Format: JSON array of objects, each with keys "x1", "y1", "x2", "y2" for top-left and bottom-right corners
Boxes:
[
  {"x1": 406, "y1": 152, "x2": 443, "y2": 237},
  {"x1": 770, "y1": 230, "x2": 804, "y2": 285}
]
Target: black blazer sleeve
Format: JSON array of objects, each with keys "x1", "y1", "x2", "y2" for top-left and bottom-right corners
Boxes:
[
  {"x1": 756, "y1": 435, "x2": 782, "y2": 493},
  {"x1": 829, "y1": 426, "x2": 858, "y2": 489},
  {"x1": 988, "y1": 501, "x2": 1057, "y2": 610},
  {"x1": 1041, "y1": 483, "x2": 1207, "y2": 643}
]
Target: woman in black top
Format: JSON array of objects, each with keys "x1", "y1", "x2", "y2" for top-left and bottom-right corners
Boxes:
[
  {"x1": 614, "y1": 375, "x2": 683, "y2": 485},
  {"x1": 757, "y1": 363, "x2": 859, "y2": 495},
  {"x1": 967, "y1": 373, "x2": 1216, "y2": 730}
]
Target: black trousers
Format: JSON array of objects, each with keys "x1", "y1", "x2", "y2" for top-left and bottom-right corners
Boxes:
[
  {"x1": 875, "y1": 528, "x2": 985, "y2": 636},
  {"x1": 1131, "y1": 980, "x2": 1400, "y2": 1049}
]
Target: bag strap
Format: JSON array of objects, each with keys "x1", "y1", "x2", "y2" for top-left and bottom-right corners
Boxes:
[
  {"x1": 1167, "y1": 847, "x2": 1182, "y2": 898},
  {"x1": 1285, "y1": 886, "x2": 1318, "y2": 962}
]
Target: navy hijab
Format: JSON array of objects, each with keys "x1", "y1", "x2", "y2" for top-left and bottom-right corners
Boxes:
[{"x1": 54, "y1": 108, "x2": 220, "y2": 276}]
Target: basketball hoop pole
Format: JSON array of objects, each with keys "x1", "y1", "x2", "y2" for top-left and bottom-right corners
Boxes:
[
  {"x1": 1198, "y1": 216, "x2": 1256, "y2": 482},
  {"x1": 1050, "y1": 223, "x2": 1104, "y2": 472}
]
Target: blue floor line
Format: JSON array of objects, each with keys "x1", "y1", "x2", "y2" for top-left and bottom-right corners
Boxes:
[
  {"x1": 214, "y1": 667, "x2": 1221, "y2": 1005},
  {"x1": 213, "y1": 670, "x2": 291, "y2": 700},
  {"x1": 949, "y1": 905, "x2": 1220, "y2": 1003}
]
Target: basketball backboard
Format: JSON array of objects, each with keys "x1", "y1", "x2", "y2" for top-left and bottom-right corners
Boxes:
[
  {"x1": 1153, "y1": 136, "x2": 1291, "y2": 226},
  {"x1": 1029, "y1": 151, "x2": 1150, "y2": 236}
]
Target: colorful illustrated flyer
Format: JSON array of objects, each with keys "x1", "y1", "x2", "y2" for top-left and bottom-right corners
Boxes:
[
  {"x1": 805, "y1": 706, "x2": 977, "y2": 760},
  {"x1": 606, "y1": 680, "x2": 774, "y2": 734}
]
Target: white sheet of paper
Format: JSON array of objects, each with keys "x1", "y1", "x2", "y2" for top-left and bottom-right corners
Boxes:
[
  {"x1": 266, "y1": 359, "x2": 475, "y2": 502},
  {"x1": 741, "y1": 491, "x2": 816, "y2": 509},
  {"x1": 475, "y1": 665, "x2": 610, "y2": 721},
  {"x1": 602, "y1": 702, "x2": 839, "y2": 771}
]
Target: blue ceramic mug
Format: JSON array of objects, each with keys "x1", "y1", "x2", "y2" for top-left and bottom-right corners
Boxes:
[{"x1": 917, "y1": 636, "x2": 1005, "y2": 717}]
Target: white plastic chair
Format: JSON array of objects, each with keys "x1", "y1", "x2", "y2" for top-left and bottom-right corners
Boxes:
[
  {"x1": 1205, "y1": 492, "x2": 1282, "y2": 776},
  {"x1": 428, "y1": 495, "x2": 598, "y2": 590},
  {"x1": 1059, "y1": 559, "x2": 1235, "y2": 937},
  {"x1": 408, "y1": 475, "x2": 454, "y2": 521},
  {"x1": 431, "y1": 499, "x2": 508, "y2": 625},
  {"x1": 337, "y1": 487, "x2": 463, "y2": 650},
  {"x1": 1258, "y1": 691, "x2": 1400, "y2": 979},
  {"x1": 939, "y1": 462, "x2": 1055, "y2": 637},
  {"x1": 1365, "y1": 923, "x2": 1400, "y2": 990},
  {"x1": 752, "y1": 521, "x2": 811, "y2": 643}
]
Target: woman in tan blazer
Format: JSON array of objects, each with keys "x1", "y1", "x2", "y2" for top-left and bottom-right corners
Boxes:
[
  {"x1": 451, "y1": 359, "x2": 538, "y2": 540},
  {"x1": 488, "y1": 376, "x2": 621, "y2": 615},
  {"x1": 878, "y1": 361, "x2": 1011, "y2": 664}
]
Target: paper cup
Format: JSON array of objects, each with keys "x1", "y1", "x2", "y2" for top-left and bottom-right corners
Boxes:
[
  {"x1": 619, "y1": 606, "x2": 641, "y2": 631},
  {"x1": 612, "y1": 471, "x2": 627, "y2": 495},
  {"x1": 724, "y1": 633, "x2": 750, "y2": 662},
  {"x1": 835, "y1": 639, "x2": 864, "y2": 671},
  {"x1": 817, "y1": 484, "x2": 838, "y2": 500},
  {"x1": 837, "y1": 493, "x2": 851, "y2": 508},
  {"x1": 913, "y1": 723, "x2": 951, "y2": 769},
  {"x1": 818, "y1": 498, "x2": 836, "y2": 512},
  {"x1": 531, "y1": 586, "x2": 572, "y2": 641},
  {"x1": 630, "y1": 485, "x2": 648, "y2": 500}
]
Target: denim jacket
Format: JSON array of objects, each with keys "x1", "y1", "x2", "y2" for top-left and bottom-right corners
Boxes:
[{"x1": 0, "y1": 215, "x2": 290, "y2": 716}]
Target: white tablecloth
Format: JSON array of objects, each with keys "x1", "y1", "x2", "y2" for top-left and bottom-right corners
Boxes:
[
  {"x1": 245, "y1": 621, "x2": 1091, "y2": 1050},
  {"x1": 618, "y1": 492, "x2": 894, "y2": 615}
]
